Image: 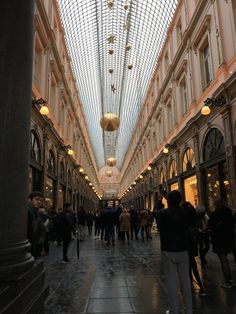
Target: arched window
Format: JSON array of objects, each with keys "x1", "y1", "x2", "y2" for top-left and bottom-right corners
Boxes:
[
  {"x1": 30, "y1": 130, "x2": 41, "y2": 163},
  {"x1": 47, "y1": 150, "x2": 55, "y2": 174},
  {"x1": 182, "y1": 148, "x2": 195, "y2": 172},
  {"x1": 169, "y1": 159, "x2": 177, "y2": 179},
  {"x1": 203, "y1": 128, "x2": 225, "y2": 162},
  {"x1": 59, "y1": 162, "x2": 65, "y2": 182}
]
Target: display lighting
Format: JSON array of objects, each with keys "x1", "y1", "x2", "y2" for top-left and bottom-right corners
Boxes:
[
  {"x1": 32, "y1": 98, "x2": 49, "y2": 116},
  {"x1": 201, "y1": 96, "x2": 226, "y2": 116}
]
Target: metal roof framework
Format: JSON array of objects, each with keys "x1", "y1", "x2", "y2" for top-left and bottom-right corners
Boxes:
[{"x1": 57, "y1": 0, "x2": 178, "y2": 169}]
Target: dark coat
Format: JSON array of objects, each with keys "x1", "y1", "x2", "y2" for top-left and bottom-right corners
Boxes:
[
  {"x1": 208, "y1": 206, "x2": 235, "y2": 254},
  {"x1": 157, "y1": 207, "x2": 189, "y2": 252},
  {"x1": 77, "y1": 209, "x2": 86, "y2": 226},
  {"x1": 57, "y1": 211, "x2": 74, "y2": 241}
]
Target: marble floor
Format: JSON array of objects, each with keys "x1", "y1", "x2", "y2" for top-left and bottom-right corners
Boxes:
[{"x1": 43, "y1": 233, "x2": 236, "y2": 314}]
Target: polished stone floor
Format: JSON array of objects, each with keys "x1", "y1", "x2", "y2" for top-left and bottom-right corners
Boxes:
[{"x1": 44, "y1": 233, "x2": 236, "y2": 314}]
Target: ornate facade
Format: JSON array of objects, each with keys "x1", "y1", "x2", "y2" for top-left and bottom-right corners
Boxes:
[{"x1": 121, "y1": 0, "x2": 236, "y2": 211}]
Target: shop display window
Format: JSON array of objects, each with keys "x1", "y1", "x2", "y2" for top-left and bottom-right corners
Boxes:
[
  {"x1": 184, "y1": 175, "x2": 198, "y2": 207},
  {"x1": 170, "y1": 182, "x2": 179, "y2": 191}
]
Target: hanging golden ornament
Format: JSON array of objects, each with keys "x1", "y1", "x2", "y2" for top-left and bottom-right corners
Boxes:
[
  {"x1": 106, "y1": 170, "x2": 113, "y2": 177},
  {"x1": 124, "y1": 2, "x2": 129, "y2": 10},
  {"x1": 100, "y1": 112, "x2": 120, "y2": 131},
  {"x1": 107, "y1": 35, "x2": 116, "y2": 44},
  {"x1": 128, "y1": 64, "x2": 133, "y2": 70},
  {"x1": 107, "y1": 0, "x2": 114, "y2": 9},
  {"x1": 106, "y1": 157, "x2": 117, "y2": 167},
  {"x1": 111, "y1": 84, "x2": 116, "y2": 93},
  {"x1": 109, "y1": 68, "x2": 113, "y2": 74},
  {"x1": 109, "y1": 48, "x2": 114, "y2": 55},
  {"x1": 125, "y1": 43, "x2": 132, "y2": 51}
]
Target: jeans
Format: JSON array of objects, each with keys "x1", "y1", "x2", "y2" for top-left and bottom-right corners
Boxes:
[{"x1": 162, "y1": 250, "x2": 193, "y2": 314}]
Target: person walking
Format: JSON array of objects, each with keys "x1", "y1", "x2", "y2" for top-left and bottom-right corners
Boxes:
[
  {"x1": 157, "y1": 190, "x2": 193, "y2": 314},
  {"x1": 57, "y1": 203, "x2": 75, "y2": 263},
  {"x1": 77, "y1": 206, "x2": 86, "y2": 241},
  {"x1": 208, "y1": 198, "x2": 235, "y2": 288},
  {"x1": 196, "y1": 206, "x2": 210, "y2": 267},
  {"x1": 130, "y1": 206, "x2": 140, "y2": 240},
  {"x1": 119, "y1": 208, "x2": 131, "y2": 244},
  {"x1": 94, "y1": 209, "x2": 101, "y2": 239},
  {"x1": 102, "y1": 204, "x2": 116, "y2": 246},
  {"x1": 140, "y1": 208, "x2": 149, "y2": 241},
  {"x1": 86, "y1": 210, "x2": 94, "y2": 236}
]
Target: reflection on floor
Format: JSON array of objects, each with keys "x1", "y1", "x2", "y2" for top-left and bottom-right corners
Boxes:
[{"x1": 44, "y1": 234, "x2": 236, "y2": 314}]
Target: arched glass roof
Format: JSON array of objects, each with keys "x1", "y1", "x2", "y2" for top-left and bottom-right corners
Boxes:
[{"x1": 57, "y1": 0, "x2": 178, "y2": 169}]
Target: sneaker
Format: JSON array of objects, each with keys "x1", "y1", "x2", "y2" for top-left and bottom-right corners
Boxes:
[{"x1": 221, "y1": 282, "x2": 232, "y2": 288}]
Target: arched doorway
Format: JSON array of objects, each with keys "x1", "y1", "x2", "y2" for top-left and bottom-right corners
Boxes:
[{"x1": 202, "y1": 128, "x2": 231, "y2": 211}]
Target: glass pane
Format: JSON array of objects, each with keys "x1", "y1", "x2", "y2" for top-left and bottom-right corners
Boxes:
[
  {"x1": 45, "y1": 177, "x2": 55, "y2": 208},
  {"x1": 57, "y1": 0, "x2": 178, "y2": 168},
  {"x1": 184, "y1": 175, "x2": 198, "y2": 207}
]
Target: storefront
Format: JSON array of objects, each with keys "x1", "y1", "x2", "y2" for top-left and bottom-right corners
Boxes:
[
  {"x1": 168, "y1": 159, "x2": 179, "y2": 191},
  {"x1": 202, "y1": 128, "x2": 232, "y2": 211},
  {"x1": 29, "y1": 130, "x2": 42, "y2": 192},
  {"x1": 182, "y1": 147, "x2": 198, "y2": 206},
  {"x1": 45, "y1": 149, "x2": 56, "y2": 208},
  {"x1": 58, "y1": 161, "x2": 65, "y2": 210}
]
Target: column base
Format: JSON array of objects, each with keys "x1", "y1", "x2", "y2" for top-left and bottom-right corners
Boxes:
[{"x1": 0, "y1": 261, "x2": 49, "y2": 314}]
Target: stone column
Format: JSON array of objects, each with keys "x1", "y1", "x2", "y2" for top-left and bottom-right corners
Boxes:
[
  {"x1": 0, "y1": 1, "x2": 48, "y2": 312},
  {"x1": 0, "y1": 0, "x2": 35, "y2": 280}
]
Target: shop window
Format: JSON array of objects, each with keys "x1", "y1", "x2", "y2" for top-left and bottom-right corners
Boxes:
[
  {"x1": 47, "y1": 149, "x2": 56, "y2": 174},
  {"x1": 170, "y1": 182, "x2": 179, "y2": 191},
  {"x1": 203, "y1": 128, "x2": 225, "y2": 162},
  {"x1": 30, "y1": 130, "x2": 41, "y2": 163},
  {"x1": 182, "y1": 148, "x2": 195, "y2": 172},
  {"x1": 169, "y1": 159, "x2": 177, "y2": 179},
  {"x1": 184, "y1": 175, "x2": 198, "y2": 207}
]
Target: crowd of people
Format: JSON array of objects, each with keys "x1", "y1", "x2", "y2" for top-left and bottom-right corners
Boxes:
[{"x1": 27, "y1": 190, "x2": 236, "y2": 313}]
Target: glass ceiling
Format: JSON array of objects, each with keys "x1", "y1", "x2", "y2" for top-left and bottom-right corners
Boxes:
[{"x1": 57, "y1": 0, "x2": 178, "y2": 169}]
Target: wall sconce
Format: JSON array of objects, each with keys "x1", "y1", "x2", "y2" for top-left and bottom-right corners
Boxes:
[
  {"x1": 147, "y1": 166, "x2": 152, "y2": 171},
  {"x1": 32, "y1": 98, "x2": 49, "y2": 115},
  {"x1": 85, "y1": 175, "x2": 89, "y2": 180},
  {"x1": 79, "y1": 167, "x2": 84, "y2": 173},
  {"x1": 201, "y1": 96, "x2": 226, "y2": 115},
  {"x1": 139, "y1": 174, "x2": 143, "y2": 179},
  {"x1": 65, "y1": 145, "x2": 74, "y2": 155},
  {"x1": 163, "y1": 143, "x2": 177, "y2": 154}
]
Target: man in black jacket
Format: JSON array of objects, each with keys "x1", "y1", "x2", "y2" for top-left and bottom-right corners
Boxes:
[
  {"x1": 157, "y1": 190, "x2": 192, "y2": 314},
  {"x1": 27, "y1": 191, "x2": 46, "y2": 259},
  {"x1": 57, "y1": 203, "x2": 74, "y2": 263}
]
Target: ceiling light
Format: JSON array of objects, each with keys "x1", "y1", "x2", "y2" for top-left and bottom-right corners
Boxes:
[
  {"x1": 107, "y1": 35, "x2": 116, "y2": 44},
  {"x1": 109, "y1": 48, "x2": 114, "y2": 55},
  {"x1": 107, "y1": 0, "x2": 114, "y2": 9},
  {"x1": 163, "y1": 147, "x2": 169, "y2": 154},
  {"x1": 39, "y1": 105, "x2": 49, "y2": 115},
  {"x1": 201, "y1": 105, "x2": 211, "y2": 115},
  {"x1": 109, "y1": 68, "x2": 113, "y2": 74}
]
